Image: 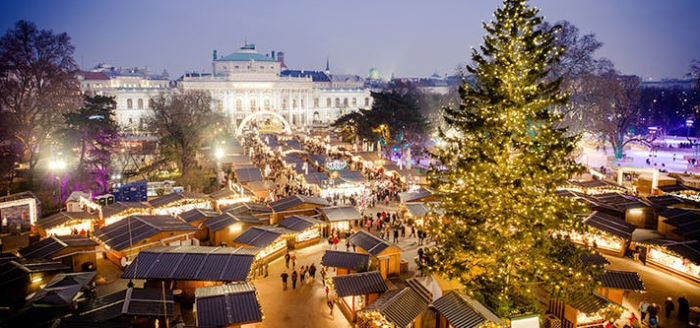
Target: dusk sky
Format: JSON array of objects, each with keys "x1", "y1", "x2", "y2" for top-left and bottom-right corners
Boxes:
[{"x1": 1, "y1": 0, "x2": 699, "y2": 80}]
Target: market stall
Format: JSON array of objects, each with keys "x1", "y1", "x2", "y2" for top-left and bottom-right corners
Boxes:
[
  {"x1": 232, "y1": 226, "x2": 293, "y2": 261},
  {"x1": 209, "y1": 186, "x2": 253, "y2": 210},
  {"x1": 348, "y1": 230, "x2": 402, "y2": 279},
  {"x1": 432, "y1": 290, "x2": 504, "y2": 328},
  {"x1": 35, "y1": 211, "x2": 100, "y2": 237},
  {"x1": 277, "y1": 215, "x2": 327, "y2": 249},
  {"x1": 645, "y1": 240, "x2": 700, "y2": 284},
  {"x1": 567, "y1": 211, "x2": 637, "y2": 256},
  {"x1": 149, "y1": 192, "x2": 212, "y2": 216},
  {"x1": 321, "y1": 250, "x2": 371, "y2": 276},
  {"x1": 203, "y1": 212, "x2": 263, "y2": 246},
  {"x1": 318, "y1": 205, "x2": 363, "y2": 236},
  {"x1": 356, "y1": 287, "x2": 429, "y2": 328},
  {"x1": 268, "y1": 194, "x2": 330, "y2": 224},
  {"x1": 332, "y1": 271, "x2": 388, "y2": 323},
  {"x1": 101, "y1": 201, "x2": 153, "y2": 226},
  {"x1": 548, "y1": 293, "x2": 621, "y2": 328}
]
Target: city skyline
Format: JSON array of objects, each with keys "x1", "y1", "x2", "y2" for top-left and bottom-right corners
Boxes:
[{"x1": 1, "y1": 0, "x2": 699, "y2": 80}]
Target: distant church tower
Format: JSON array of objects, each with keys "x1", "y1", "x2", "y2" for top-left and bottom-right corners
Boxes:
[{"x1": 325, "y1": 56, "x2": 330, "y2": 75}]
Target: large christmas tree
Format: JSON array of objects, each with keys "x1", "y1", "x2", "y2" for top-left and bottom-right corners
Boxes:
[{"x1": 425, "y1": 0, "x2": 598, "y2": 318}]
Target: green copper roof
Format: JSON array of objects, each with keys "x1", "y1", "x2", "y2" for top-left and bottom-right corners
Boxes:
[{"x1": 218, "y1": 51, "x2": 275, "y2": 62}]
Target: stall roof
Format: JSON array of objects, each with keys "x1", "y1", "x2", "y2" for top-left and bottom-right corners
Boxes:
[
  {"x1": 209, "y1": 187, "x2": 253, "y2": 200},
  {"x1": 221, "y1": 155, "x2": 252, "y2": 166},
  {"x1": 245, "y1": 180, "x2": 276, "y2": 192},
  {"x1": 122, "y1": 246, "x2": 256, "y2": 281},
  {"x1": 0, "y1": 259, "x2": 70, "y2": 288},
  {"x1": 309, "y1": 154, "x2": 327, "y2": 166},
  {"x1": 338, "y1": 170, "x2": 365, "y2": 183},
  {"x1": 235, "y1": 167, "x2": 264, "y2": 183},
  {"x1": 30, "y1": 272, "x2": 96, "y2": 306},
  {"x1": 321, "y1": 250, "x2": 370, "y2": 270},
  {"x1": 101, "y1": 202, "x2": 152, "y2": 219},
  {"x1": 35, "y1": 211, "x2": 99, "y2": 230},
  {"x1": 148, "y1": 192, "x2": 211, "y2": 208},
  {"x1": 332, "y1": 271, "x2": 388, "y2": 297},
  {"x1": 303, "y1": 172, "x2": 329, "y2": 186},
  {"x1": 405, "y1": 278, "x2": 432, "y2": 303},
  {"x1": 19, "y1": 235, "x2": 98, "y2": 260},
  {"x1": 580, "y1": 252, "x2": 610, "y2": 266},
  {"x1": 73, "y1": 287, "x2": 173, "y2": 322},
  {"x1": 94, "y1": 215, "x2": 198, "y2": 251},
  {"x1": 195, "y1": 282, "x2": 262, "y2": 327},
  {"x1": 597, "y1": 270, "x2": 645, "y2": 292},
  {"x1": 223, "y1": 202, "x2": 272, "y2": 214},
  {"x1": 318, "y1": 206, "x2": 362, "y2": 222},
  {"x1": 360, "y1": 287, "x2": 429, "y2": 328},
  {"x1": 658, "y1": 240, "x2": 700, "y2": 264},
  {"x1": 269, "y1": 194, "x2": 330, "y2": 212},
  {"x1": 398, "y1": 188, "x2": 434, "y2": 203},
  {"x1": 659, "y1": 208, "x2": 700, "y2": 227},
  {"x1": 405, "y1": 202, "x2": 429, "y2": 217},
  {"x1": 348, "y1": 230, "x2": 397, "y2": 256},
  {"x1": 569, "y1": 293, "x2": 611, "y2": 314},
  {"x1": 233, "y1": 226, "x2": 293, "y2": 248},
  {"x1": 432, "y1": 291, "x2": 504, "y2": 328},
  {"x1": 594, "y1": 192, "x2": 651, "y2": 210},
  {"x1": 353, "y1": 152, "x2": 381, "y2": 162},
  {"x1": 178, "y1": 208, "x2": 219, "y2": 223},
  {"x1": 658, "y1": 184, "x2": 697, "y2": 193},
  {"x1": 646, "y1": 195, "x2": 688, "y2": 208},
  {"x1": 278, "y1": 215, "x2": 326, "y2": 232},
  {"x1": 204, "y1": 212, "x2": 261, "y2": 231},
  {"x1": 583, "y1": 211, "x2": 637, "y2": 240}
]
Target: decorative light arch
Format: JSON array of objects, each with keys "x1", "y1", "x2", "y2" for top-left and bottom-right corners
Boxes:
[{"x1": 235, "y1": 110, "x2": 293, "y2": 136}]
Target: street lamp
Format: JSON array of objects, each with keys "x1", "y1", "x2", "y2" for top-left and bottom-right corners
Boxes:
[{"x1": 49, "y1": 159, "x2": 66, "y2": 209}]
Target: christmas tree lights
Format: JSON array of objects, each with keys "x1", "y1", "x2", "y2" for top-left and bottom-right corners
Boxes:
[{"x1": 424, "y1": 0, "x2": 600, "y2": 318}]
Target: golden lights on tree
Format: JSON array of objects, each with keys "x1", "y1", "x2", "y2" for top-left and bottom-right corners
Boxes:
[{"x1": 424, "y1": 0, "x2": 600, "y2": 318}]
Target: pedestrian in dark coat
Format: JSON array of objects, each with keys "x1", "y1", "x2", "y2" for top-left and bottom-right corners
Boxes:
[
  {"x1": 649, "y1": 302, "x2": 659, "y2": 321},
  {"x1": 678, "y1": 295, "x2": 690, "y2": 321},
  {"x1": 665, "y1": 297, "x2": 675, "y2": 319},
  {"x1": 284, "y1": 251, "x2": 290, "y2": 268},
  {"x1": 280, "y1": 271, "x2": 289, "y2": 290},
  {"x1": 291, "y1": 270, "x2": 298, "y2": 289},
  {"x1": 309, "y1": 263, "x2": 317, "y2": 280}
]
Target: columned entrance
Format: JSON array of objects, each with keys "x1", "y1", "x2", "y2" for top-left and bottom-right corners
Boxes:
[{"x1": 235, "y1": 110, "x2": 293, "y2": 136}]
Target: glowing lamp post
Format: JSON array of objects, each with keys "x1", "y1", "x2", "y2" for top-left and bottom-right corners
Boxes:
[{"x1": 49, "y1": 159, "x2": 66, "y2": 208}]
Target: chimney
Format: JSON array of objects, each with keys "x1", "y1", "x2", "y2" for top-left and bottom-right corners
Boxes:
[
  {"x1": 277, "y1": 52, "x2": 286, "y2": 69},
  {"x1": 271, "y1": 50, "x2": 276, "y2": 60}
]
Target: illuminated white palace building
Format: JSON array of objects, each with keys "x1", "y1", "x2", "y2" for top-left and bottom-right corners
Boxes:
[
  {"x1": 79, "y1": 43, "x2": 371, "y2": 134},
  {"x1": 179, "y1": 43, "x2": 372, "y2": 132}
]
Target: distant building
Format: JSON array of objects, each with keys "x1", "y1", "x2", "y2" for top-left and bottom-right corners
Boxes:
[{"x1": 179, "y1": 42, "x2": 372, "y2": 130}]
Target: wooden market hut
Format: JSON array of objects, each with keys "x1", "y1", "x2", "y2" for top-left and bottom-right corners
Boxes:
[
  {"x1": 589, "y1": 192, "x2": 656, "y2": 228},
  {"x1": 596, "y1": 270, "x2": 646, "y2": 306},
  {"x1": 203, "y1": 212, "x2": 264, "y2": 246},
  {"x1": 93, "y1": 215, "x2": 199, "y2": 267},
  {"x1": 322, "y1": 250, "x2": 371, "y2": 276},
  {"x1": 657, "y1": 208, "x2": 700, "y2": 239},
  {"x1": 148, "y1": 192, "x2": 212, "y2": 216},
  {"x1": 35, "y1": 211, "x2": 100, "y2": 237},
  {"x1": 178, "y1": 208, "x2": 219, "y2": 241},
  {"x1": 268, "y1": 194, "x2": 330, "y2": 224},
  {"x1": 234, "y1": 167, "x2": 264, "y2": 184},
  {"x1": 318, "y1": 205, "x2": 363, "y2": 237},
  {"x1": 302, "y1": 172, "x2": 330, "y2": 194},
  {"x1": 403, "y1": 202, "x2": 429, "y2": 227},
  {"x1": 19, "y1": 235, "x2": 99, "y2": 272},
  {"x1": 68, "y1": 287, "x2": 174, "y2": 327},
  {"x1": 332, "y1": 271, "x2": 388, "y2": 322},
  {"x1": 232, "y1": 226, "x2": 293, "y2": 261},
  {"x1": 278, "y1": 215, "x2": 326, "y2": 249},
  {"x1": 646, "y1": 195, "x2": 700, "y2": 211},
  {"x1": 582, "y1": 211, "x2": 637, "y2": 256},
  {"x1": 348, "y1": 230, "x2": 402, "y2": 279},
  {"x1": 432, "y1": 290, "x2": 504, "y2": 328},
  {"x1": 245, "y1": 180, "x2": 277, "y2": 200},
  {"x1": 548, "y1": 293, "x2": 617, "y2": 328},
  {"x1": 396, "y1": 168, "x2": 428, "y2": 187},
  {"x1": 0, "y1": 259, "x2": 70, "y2": 308},
  {"x1": 28, "y1": 272, "x2": 96, "y2": 306},
  {"x1": 122, "y1": 246, "x2": 257, "y2": 301},
  {"x1": 352, "y1": 152, "x2": 383, "y2": 171},
  {"x1": 222, "y1": 202, "x2": 273, "y2": 222},
  {"x1": 644, "y1": 239, "x2": 700, "y2": 284},
  {"x1": 356, "y1": 287, "x2": 429, "y2": 328},
  {"x1": 209, "y1": 187, "x2": 255, "y2": 210},
  {"x1": 194, "y1": 282, "x2": 263, "y2": 328},
  {"x1": 101, "y1": 201, "x2": 153, "y2": 226},
  {"x1": 398, "y1": 188, "x2": 436, "y2": 204}
]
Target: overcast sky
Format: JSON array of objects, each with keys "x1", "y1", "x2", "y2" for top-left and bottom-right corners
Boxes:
[{"x1": 2, "y1": 0, "x2": 699, "y2": 80}]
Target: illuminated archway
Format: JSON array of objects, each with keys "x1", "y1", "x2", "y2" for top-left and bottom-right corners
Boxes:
[{"x1": 236, "y1": 111, "x2": 293, "y2": 136}]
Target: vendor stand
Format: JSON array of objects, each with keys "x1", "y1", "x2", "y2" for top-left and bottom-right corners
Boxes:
[
  {"x1": 149, "y1": 192, "x2": 212, "y2": 216},
  {"x1": 322, "y1": 250, "x2": 371, "y2": 276},
  {"x1": 432, "y1": 290, "x2": 504, "y2": 328},
  {"x1": 203, "y1": 212, "x2": 263, "y2": 246},
  {"x1": 356, "y1": 287, "x2": 429, "y2": 328},
  {"x1": 232, "y1": 226, "x2": 293, "y2": 261},
  {"x1": 331, "y1": 271, "x2": 388, "y2": 323},
  {"x1": 568, "y1": 211, "x2": 637, "y2": 257},
  {"x1": 209, "y1": 186, "x2": 253, "y2": 210},
  {"x1": 548, "y1": 293, "x2": 621, "y2": 328},
  {"x1": 318, "y1": 205, "x2": 363, "y2": 236},
  {"x1": 644, "y1": 240, "x2": 700, "y2": 284},
  {"x1": 101, "y1": 201, "x2": 153, "y2": 226},
  {"x1": 348, "y1": 230, "x2": 402, "y2": 279},
  {"x1": 278, "y1": 215, "x2": 326, "y2": 249},
  {"x1": 35, "y1": 211, "x2": 100, "y2": 237}
]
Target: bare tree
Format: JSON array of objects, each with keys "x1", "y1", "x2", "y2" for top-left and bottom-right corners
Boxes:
[
  {"x1": 148, "y1": 90, "x2": 223, "y2": 176},
  {"x1": 0, "y1": 20, "x2": 81, "y2": 182}
]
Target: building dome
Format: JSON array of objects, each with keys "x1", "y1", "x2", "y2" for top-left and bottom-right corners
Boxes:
[
  {"x1": 368, "y1": 68, "x2": 379, "y2": 79},
  {"x1": 217, "y1": 43, "x2": 275, "y2": 62}
]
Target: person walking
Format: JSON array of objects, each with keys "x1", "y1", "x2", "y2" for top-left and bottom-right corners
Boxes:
[
  {"x1": 649, "y1": 302, "x2": 659, "y2": 322},
  {"x1": 324, "y1": 285, "x2": 330, "y2": 299},
  {"x1": 291, "y1": 254, "x2": 297, "y2": 270},
  {"x1": 664, "y1": 297, "x2": 675, "y2": 319},
  {"x1": 327, "y1": 297, "x2": 335, "y2": 316},
  {"x1": 639, "y1": 299, "x2": 650, "y2": 321},
  {"x1": 280, "y1": 271, "x2": 289, "y2": 291},
  {"x1": 291, "y1": 270, "x2": 298, "y2": 289},
  {"x1": 320, "y1": 266, "x2": 327, "y2": 286},
  {"x1": 393, "y1": 228, "x2": 399, "y2": 244},
  {"x1": 284, "y1": 251, "x2": 291, "y2": 268},
  {"x1": 678, "y1": 295, "x2": 690, "y2": 322},
  {"x1": 300, "y1": 266, "x2": 306, "y2": 284},
  {"x1": 309, "y1": 263, "x2": 317, "y2": 281}
]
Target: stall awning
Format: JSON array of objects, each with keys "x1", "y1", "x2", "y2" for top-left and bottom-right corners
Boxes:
[
  {"x1": 235, "y1": 167, "x2": 264, "y2": 183},
  {"x1": 178, "y1": 208, "x2": 218, "y2": 223},
  {"x1": 233, "y1": 226, "x2": 293, "y2": 248},
  {"x1": 405, "y1": 202, "x2": 429, "y2": 217},
  {"x1": 303, "y1": 172, "x2": 330, "y2": 186},
  {"x1": 30, "y1": 272, "x2": 96, "y2": 306},
  {"x1": 321, "y1": 250, "x2": 370, "y2": 271},
  {"x1": 148, "y1": 192, "x2": 211, "y2": 208},
  {"x1": 19, "y1": 235, "x2": 98, "y2": 260},
  {"x1": 122, "y1": 246, "x2": 257, "y2": 281},
  {"x1": 278, "y1": 215, "x2": 326, "y2": 232},
  {"x1": 319, "y1": 206, "x2": 362, "y2": 222},
  {"x1": 269, "y1": 195, "x2": 329, "y2": 212},
  {"x1": 432, "y1": 290, "x2": 504, "y2": 328},
  {"x1": 348, "y1": 230, "x2": 395, "y2": 257},
  {"x1": 569, "y1": 293, "x2": 611, "y2": 314},
  {"x1": 658, "y1": 240, "x2": 700, "y2": 265},
  {"x1": 580, "y1": 252, "x2": 610, "y2": 266},
  {"x1": 359, "y1": 287, "x2": 429, "y2": 328},
  {"x1": 35, "y1": 211, "x2": 99, "y2": 230},
  {"x1": 338, "y1": 170, "x2": 365, "y2": 183},
  {"x1": 195, "y1": 282, "x2": 262, "y2": 327},
  {"x1": 583, "y1": 211, "x2": 637, "y2": 240},
  {"x1": 332, "y1": 271, "x2": 388, "y2": 297},
  {"x1": 597, "y1": 270, "x2": 645, "y2": 292},
  {"x1": 101, "y1": 201, "x2": 152, "y2": 220},
  {"x1": 205, "y1": 212, "x2": 261, "y2": 232},
  {"x1": 94, "y1": 215, "x2": 197, "y2": 251},
  {"x1": 398, "y1": 188, "x2": 434, "y2": 203}
]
